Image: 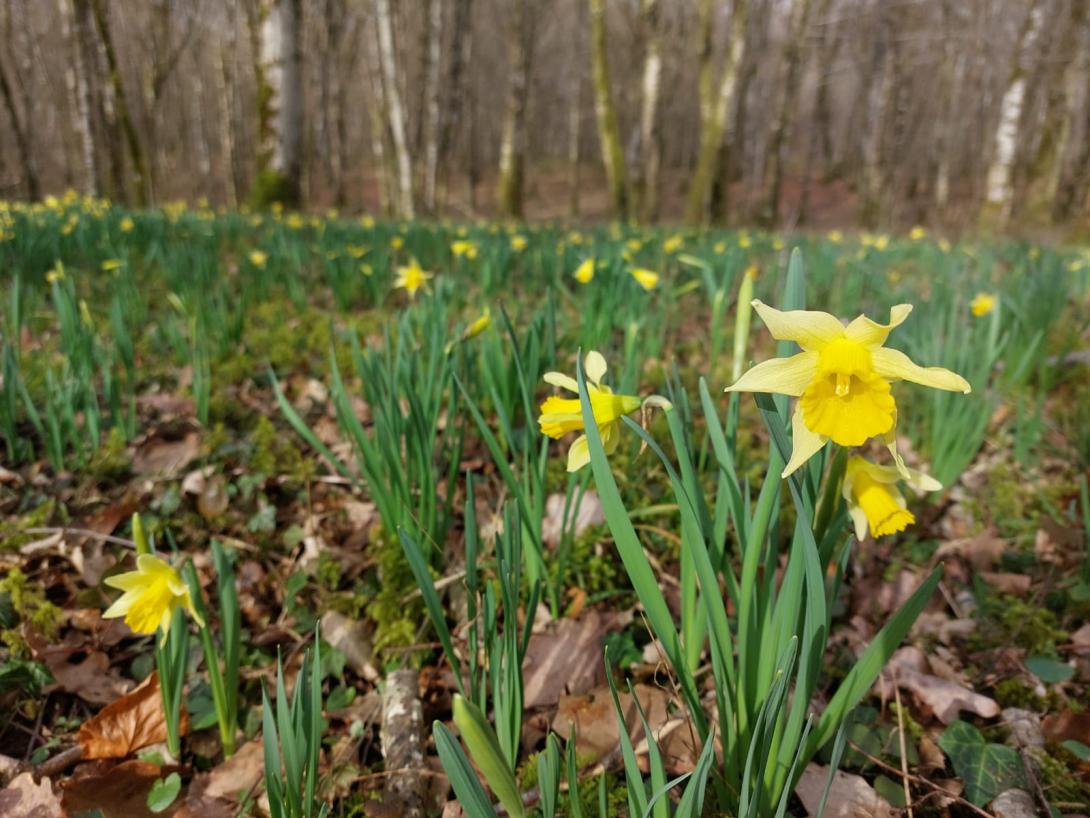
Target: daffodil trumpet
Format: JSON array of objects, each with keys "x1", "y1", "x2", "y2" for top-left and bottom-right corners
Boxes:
[
  {"x1": 727, "y1": 301, "x2": 970, "y2": 477},
  {"x1": 103, "y1": 552, "x2": 203, "y2": 638},
  {"x1": 842, "y1": 456, "x2": 941, "y2": 540}
]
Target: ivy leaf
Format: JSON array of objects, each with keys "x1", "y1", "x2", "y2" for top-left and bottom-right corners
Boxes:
[
  {"x1": 1025, "y1": 655, "x2": 1074, "y2": 684},
  {"x1": 146, "y1": 772, "x2": 181, "y2": 813},
  {"x1": 938, "y1": 720, "x2": 1027, "y2": 806}
]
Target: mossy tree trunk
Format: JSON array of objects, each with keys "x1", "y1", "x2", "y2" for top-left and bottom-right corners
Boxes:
[
  {"x1": 588, "y1": 0, "x2": 628, "y2": 220},
  {"x1": 436, "y1": 0, "x2": 473, "y2": 210},
  {"x1": 89, "y1": 0, "x2": 150, "y2": 206},
  {"x1": 685, "y1": 0, "x2": 748, "y2": 225},
  {"x1": 496, "y1": 0, "x2": 535, "y2": 220}
]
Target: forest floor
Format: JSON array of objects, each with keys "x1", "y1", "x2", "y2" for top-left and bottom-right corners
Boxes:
[{"x1": 0, "y1": 197, "x2": 1089, "y2": 817}]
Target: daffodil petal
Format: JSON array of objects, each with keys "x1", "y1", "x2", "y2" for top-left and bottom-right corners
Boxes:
[
  {"x1": 585, "y1": 351, "x2": 608, "y2": 386},
  {"x1": 102, "y1": 591, "x2": 137, "y2": 620},
  {"x1": 905, "y1": 468, "x2": 942, "y2": 493},
  {"x1": 844, "y1": 304, "x2": 913, "y2": 347},
  {"x1": 871, "y1": 347, "x2": 971, "y2": 393},
  {"x1": 566, "y1": 435, "x2": 591, "y2": 472},
  {"x1": 848, "y1": 505, "x2": 869, "y2": 541},
  {"x1": 725, "y1": 351, "x2": 818, "y2": 397},
  {"x1": 104, "y1": 571, "x2": 147, "y2": 591},
  {"x1": 782, "y1": 404, "x2": 828, "y2": 477},
  {"x1": 543, "y1": 372, "x2": 580, "y2": 393},
  {"x1": 752, "y1": 300, "x2": 846, "y2": 351}
]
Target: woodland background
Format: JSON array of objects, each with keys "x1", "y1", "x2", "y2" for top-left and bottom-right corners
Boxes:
[{"x1": 1, "y1": 0, "x2": 1089, "y2": 232}]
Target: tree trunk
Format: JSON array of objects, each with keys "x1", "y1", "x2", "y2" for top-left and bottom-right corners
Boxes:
[
  {"x1": 568, "y1": 56, "x2": 582, "y2": 219},
  {"x1": 858, "y1": 3, "x2": 895, "y2": 227},
  {"x1": 759, "y1": 0, "x2": 813, "y2": 226},
  {"x1": 374, "y1": 0, "x2": 414, "y2": 217},
  {"x1": 437, "y1": 0, "x2": 472, "y2": 210},
  {"x1": 496, "y1": 0, "x2": 534, "y2": 219},
  {"x1": 420, "y1": 0, "x2": 441, "y2": 213},
  {"x1": 685, "y1": 0, "x2": 748, "y2": 225},
  {"x1": 979, "y1": 0, "x2": 1045, "y2": 229},
  {"x1": 587, "y1": 0, "x2": 628, "y2": 219},
  {"x1": 253, "y1": 0, "x2": 303, "y2": 208},
  {"x1": 89, "y1": 0, "x2": 150, "y2": 205},
  {"x1": 0, "y1": 8, "x2": 38, "y2": 199},
  {"x1": 634, "y1": 0, "x2": 662, "y2": 222},
  {"x1": 798, "y1": 0, "x2": 838, "y2": 224},
  {"x1": 66, "y1": 0, "x2": 98, "y2": 195},
  {"x1": 932, "y1": 1, "x2": 965, "y2": 212},
  {"x1": 214, "y1": 2, "x2": 240, "y2": 207}
]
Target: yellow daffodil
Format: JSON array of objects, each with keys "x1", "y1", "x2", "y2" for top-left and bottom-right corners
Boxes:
[
  {"x1": 574, "y1": 258, "x2": 595, "y2": 284},
  {"x1": 663, "y1": 235, "x2": 683, "y2": 254},
  {"x1": 46, "y1": 262, "x2": 65, "y2": 283},
  {"x1": 103, "y1": 554, "x2": 202, "y2": 636},
  {"x1": 101, "y1": 258, "x2": 123, "y2": 272},
  {"x1": 739, "y1": 233, "x2": 752, "y2": 249},
  {"x1": 631, "y1": 267, "x2": 659, "y2": 291},
  {"x1": 249, "y1": 250, "x2": 268, "y2": 268},
  {"x1": 726, "y1": 301, "x2": 970, "y2": 476},
  {"x1": 451, "y1": 240, "x2": 479, "y2": 259},
  {"x1": 970, "y1": 293, "x2": 996, "y2": 317},
  {"x1": 538, "y1": 351, "x2": 642, "y2": 472},
  {"x1": 909, "y1": 226, "x2": 926, "y2": 240},
  {"x1": 511, "y1": 235, "x2": 527, "y2": 252},
  {"x1": 626, "y1": 238, "x2": 642, "y2": 253},
  {"x1": 120, "y1": 217, "x2": 134, "y2": 232},
  {"x1": 827, "y1": 230, "x2": 843, "y2": 244},
  {"x1": 390, "y1": 236, "x2": 404, "y2": 250},
  {"x1": 395, "y1": 258, "x2": 432, "y2": 299},
  {"x1": 842, "y1": 456, "x2": 940, "y2": 539},
  {"x1": 772, "y1": 237, "x2": 785, "y2": 251},
  {"x1": 465, "y1": 308, "x2": 491, "y2": 339},
  {"x1": 347, "y1": 244, "x2": 368, "y2": 258},
  {"x1": 714, "y1": 240, "x2": 727, "y2": 254}
]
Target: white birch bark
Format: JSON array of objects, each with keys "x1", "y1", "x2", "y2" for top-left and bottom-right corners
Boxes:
[
  {"x1": 374, "y1": 0, "x2": 414, "y2": 218},
  {"x1": 636, "y1": 0, "x2": 661, "y2": 221},
  {"x1": 421, "y1": 0, "x2": 441, "y2": 213},
  {"x1": 983, "y1": 0, "x2": 1045, "y2": 219},
  {"x1": 259, "y1": 0, "x2": 303, "y2": 198}
]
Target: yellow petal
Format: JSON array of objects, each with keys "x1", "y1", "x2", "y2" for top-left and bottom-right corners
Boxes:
[
  {"x1": 544, "y1": 371, "x2": 579, "y2": 393},
  {"x1": 725, "y1": 351, "x2": 818, "y2": 397},
  {"x1": 844, "y1": 304, "x2": 913, "y2": 347},
  {"x1": 752, "y1": 300, "x2": 846, "y2": 351},
  {"x1": 566, "y1": 435, "x2": 591, "y2": 472},
  {"x1": 584, "y1": 351, "x2": 608, "y2": 386},
  {"x1": 782, "y1": 404, "x2": 828, "y2": 477},
  {"x1": 871, "y1": 347, "x2": 971, "y2": 393}
]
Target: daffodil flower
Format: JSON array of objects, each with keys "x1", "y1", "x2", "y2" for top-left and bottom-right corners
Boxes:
[
  {"x1": 970, "y1": 293, "x2": 996, "y2": 317},
  {"x1": 842, "y1": 456, "x2": 941, "y2": 539},
  {"x1": 574, "y1": 258, "x2": 595, "y2": 284},
  {"x1": 395, "y1": 259, "x2": 432, "y2": 299},
  {"x1": 511, "y1": 235, "x2": 527, "y2": 252},
  {"x1": 631, "y1": 268, "x2": 659, "y2": 291},
  {"x1": 727, "y1": 301, "x2": 970, "y2": 476},
  {"x1": 451, "y1": 240, "x2": 478, "y2": 259},
  {"x1": 538, "y1": 351, "x2": 642, "y2": 472},
  {"x1": 103, "y1": 554, "x2": 203, "y2": 637},
  {"x1": 248, "y1": 250, "x2": 268, "y2": 268}
]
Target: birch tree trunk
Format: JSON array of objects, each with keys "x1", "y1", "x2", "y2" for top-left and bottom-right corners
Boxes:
[
  {"x1": 374, "y1": 0, "x2": 414, "y2": 217},
  {"x1": 253, "y1": 0, "x2": 303, "y2": 208},
  {"x1": 588, "y1": 0, "x2": 628, "y2": 219},
  {"x1": 685, "y1": 0, "x2": 748, "y2": 225},
  {"x1": 980, "y1": 0, "x2": 1045, "y2": 228},
  {"x1": 496, "y1": 0, "x2": 533, "y2": 219},
  {"x1": 634, "y1": 0, "x2": 661, "y2": 222},
  {"x1": 568, "y1": 55, "x2": 582, "y2": 219},
  {"x1": 364, "y1": 14, "x2": 394, "y2": 215},
  {"x1": 90, "y1": 0, "x2": 150, "y2": 205},
  {"x1": 758, "y1": 0, "x2": 813, "y2": 226}
]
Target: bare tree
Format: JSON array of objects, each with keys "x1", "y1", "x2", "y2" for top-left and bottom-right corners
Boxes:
[
  {"x1": 496, "y1": 0, "x2": 536, "y2": 219},
  {"x1": 634, "y1": 0, "x2": 662, "y2": 221},
  {"x1": 374, "y1": 0, "x2": 414, "y2": 217}
]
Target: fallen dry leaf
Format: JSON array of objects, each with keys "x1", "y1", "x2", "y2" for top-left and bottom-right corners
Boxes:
[
  {"x1": 61, "y1": 759, "x2": 177, "y2": 818},
  {"x1": 0, "y1": 772, "x2": 63, "y2": 818},
  {"x1": 1042, "y1": 710, "x2": 1090, "y2": 745},
  {"x1": 133, "y1": 432, "x2": 200, "y2": 478},
  {"x1": 935, "y1": 531, "x2": 1007, "y2": 571},
  {"x1": 541, "y1": 490, "x2": 604, "y2": 547},
  {"x1": 878, "y1": 646, "x2": 999, "y2": 724},
  {"x1": 980, "y1": 571, "x2": 1032, "y2": 595},
  {"x1": 30, "y1": 638, "x2": 132, "y2": 705},
  {"x1": 794, "y1": 763, "x2": 893, "y2": 818},
  {"x1": 187, "y1": 739, "x2": 264, "y2": 803},
  {"x1": 79, "y1": 672, "x2": 188, "y2": 759},
  {"x1": 321, "y1": 611, "x2": 379, "y2": 682},
  {"x1": 523, "y1": 610, "x2": 626, "y2": 709}
]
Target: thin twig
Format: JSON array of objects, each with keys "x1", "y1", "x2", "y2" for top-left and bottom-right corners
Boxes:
[
  {"x1": 893, "y1": 686, "x2": 914, "y2": 818},
  {"x1": 25, "y1": 527, "x2": 135, "y2": 548}
]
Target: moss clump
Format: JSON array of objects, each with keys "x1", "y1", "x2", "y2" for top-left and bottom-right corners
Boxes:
[
  {"x1": 993, "y1": 677, "x2": 1047, "y2": 711},
  {"x1": 86, "y1": 426, "x2": 130, "y2": 484},
  {"x1": 248, "y1": 170, "x2": 300, "y2": 211},
  {"x1": 989, "y1": 597, "x2": 1068, "y2": 655},
  {"x1": 364, "y1": 529, "x2": 424, "y2": 664},
  {"x1": 0, "y1": 568, "x2": 63, "y2": 648},
  {"x1": 1036, "y1": 745, "x2": 1090, "y2": 806},
  {"x1": 0, "y1": 500, "x2": 61, "y2": 551}
]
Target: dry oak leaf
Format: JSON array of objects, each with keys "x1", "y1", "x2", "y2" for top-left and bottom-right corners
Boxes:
[
  {"x1": 0, "y1": 773, "x2": 63, "y2": 818},
  {"x1": 61, "y1": 759, "x2": 177, "y2": 818},
  {"x1": 878, "y1": 646, "x2": 999, "y2": 724},
  {"x1": 794, "y1": 764, "x2": 893, "y2": 818},
  {"x1": 79, "y1": 671, "x2": 189, "y2": 759}
]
